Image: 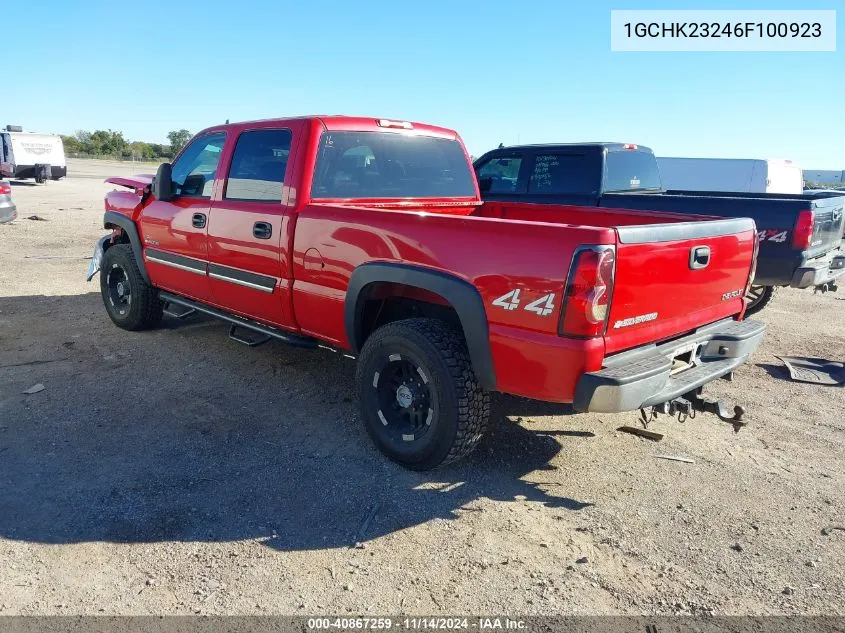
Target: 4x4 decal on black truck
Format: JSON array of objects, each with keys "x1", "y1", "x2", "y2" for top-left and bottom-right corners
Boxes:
[{"x1": 757, "y1": 229, "x2": 789, "y2": 243}]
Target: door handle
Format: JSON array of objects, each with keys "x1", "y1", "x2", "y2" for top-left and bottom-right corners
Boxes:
[
  {"x1": 192, "y1": 213, "x2": 207, "y2": 229},
  {"x1": 253, "y1": 221, "x2": 272, "y2": 240}
]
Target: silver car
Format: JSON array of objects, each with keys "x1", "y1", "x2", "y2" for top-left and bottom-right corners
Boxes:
[{"x1": 0, "y1": 180, "x2": 16, "y2": 223}]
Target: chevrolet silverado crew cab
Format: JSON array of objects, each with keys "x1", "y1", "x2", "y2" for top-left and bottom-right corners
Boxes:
[
  {"x1": 87, "y1": 116, "x2": 765, "y2": 470},
  {"x1": 474, "y1": 143, "x2": 845, "y2": 314}
]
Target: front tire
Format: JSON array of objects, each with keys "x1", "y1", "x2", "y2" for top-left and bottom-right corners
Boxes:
[
  {"x1": 99, "y1": 243, "x2": 162, "y2": 330},
  {"x1": 745, "y1": 285, "x2": 777, "y2": 316},
  {"x1": 355, "y1": 318, "x2": 491, "y2": 471}
]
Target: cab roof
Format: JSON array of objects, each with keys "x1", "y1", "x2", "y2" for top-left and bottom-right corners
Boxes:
[
  {"x1": 199, "y1": 115, "x2": 459, "y2": 140},
  {"x1": 488, "y1": 142, "x2": 654, "y2": 153}
]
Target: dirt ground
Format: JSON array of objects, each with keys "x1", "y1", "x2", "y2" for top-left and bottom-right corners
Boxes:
[{"x1": 0, "y1": 159, "x2": 843, "y2": 616}]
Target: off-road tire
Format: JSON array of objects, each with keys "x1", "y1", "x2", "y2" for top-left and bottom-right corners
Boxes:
[
  {"x1": 99, "y1": 243, "x2": 162, "y2": 331},
  {"x1": 355, "y1": 318, "x2": 491, "y2": 470},
  {"x1": 745, "y1": 285, "x2": 778, "y2": 316}
]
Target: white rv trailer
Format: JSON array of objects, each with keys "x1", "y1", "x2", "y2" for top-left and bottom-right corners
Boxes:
[
  {"x1": 0, "y1": 126, "x2": 67, "y2": 181},
  {"x1": 656, "y1": 157, "x2": 802, "y2": 195}
]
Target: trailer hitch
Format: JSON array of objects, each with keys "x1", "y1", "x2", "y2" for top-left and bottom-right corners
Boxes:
[
  {"x1": 814, "y1": 281, "x2": 838, "y2": 294},
  {"x1": 640, "y1": 388, "x2": 746, "y2": 433}
]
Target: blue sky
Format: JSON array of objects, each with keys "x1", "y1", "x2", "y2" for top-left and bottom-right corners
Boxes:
[{"x1": 5, "y1": 0, "x2": 843, "y2": 167}]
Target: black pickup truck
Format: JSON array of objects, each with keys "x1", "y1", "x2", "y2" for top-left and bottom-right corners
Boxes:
[{"x1": 474, "y1": 143, "x2": 845, "y2": 314}]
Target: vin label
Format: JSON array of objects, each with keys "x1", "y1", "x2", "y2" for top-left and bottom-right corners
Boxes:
[{"x1": 610, "y1": 10, "x2": 836, "y2": 51}]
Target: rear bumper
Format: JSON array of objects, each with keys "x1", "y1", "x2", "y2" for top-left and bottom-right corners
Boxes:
[
  {"x1": 790, "y1": 251, "x2": 845, "y2": 288},
  {"x1": 573, "y1": 318, "x2": 765, "y2": 413}
]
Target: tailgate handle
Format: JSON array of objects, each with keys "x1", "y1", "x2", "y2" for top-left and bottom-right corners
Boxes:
[{"x1": 689, "y1": 246, "x2": 710, "y2": 270}]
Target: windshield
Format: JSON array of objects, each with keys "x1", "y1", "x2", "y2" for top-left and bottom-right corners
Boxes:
[
  {"x1": 311, "y1": 131, "x2": 476, "y2": 199},
  {"x1": 604, "y1": 149, "x2": 663, "y2": 192}
]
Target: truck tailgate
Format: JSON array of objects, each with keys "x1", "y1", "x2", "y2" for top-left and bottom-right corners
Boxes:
[
  {"x1": 605, "y1": 218, "x2": 756, "y2": 355},
  {"x1": 809, "y1": 195, "x2": 845, "y2": 254}
]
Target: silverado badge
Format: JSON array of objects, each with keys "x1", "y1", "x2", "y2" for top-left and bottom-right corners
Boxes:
[{"x1": 613, "y1": 312, "x2": 658, "y2": 329}]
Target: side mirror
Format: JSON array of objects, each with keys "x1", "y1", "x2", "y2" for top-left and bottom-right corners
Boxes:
[
  {"x1": 152, "y1": 162, "x2": 174, "y2": 201},
  {"x1": 478, "y1": 176, "x2": 493, "y2": 193}
]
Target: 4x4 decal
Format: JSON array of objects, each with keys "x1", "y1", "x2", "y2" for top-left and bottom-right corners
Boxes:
[{"x1": 492, "y1": 289, "x2": 556, "y2": 316}]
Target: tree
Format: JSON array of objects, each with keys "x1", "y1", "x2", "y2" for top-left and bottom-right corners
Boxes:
[
  {"x1": 61, "y1": 128, "x2": 175, "y2": 161},
  {"x1": 87, "y1": 129, "x2": 127, "y2": 156},
  {"x1": 167, "y1": 129, "x2": 192, "y2": 154},
  {"x1": 61, "y1": 135, "x2": 81, "y2": 154}
]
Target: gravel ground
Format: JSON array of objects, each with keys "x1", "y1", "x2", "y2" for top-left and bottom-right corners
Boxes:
[{"x1": 0, "y1": 160, "x2": 843, "y2": 616}]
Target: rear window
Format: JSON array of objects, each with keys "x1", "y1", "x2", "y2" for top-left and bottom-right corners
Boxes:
[
  {"x1": 311, "y1": 132, "x2": 476, "y2": 199},
  {"x1": 528, "y1": 154, "x2": 599, "y2": 195},
  {"x1": 604, "y1": 150, "x2": 662, "y2": 192}
]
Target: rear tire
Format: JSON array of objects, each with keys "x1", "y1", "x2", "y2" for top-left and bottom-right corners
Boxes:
[
  {"x1": 745, "y1": 285, "x2": 777, "y2": 316},
  {"x1": 99, "y1": 243, "x2": 162, "y2": 330},
  {"x1": 355, "y1": 318, "x2": 490, "y2": 470}
]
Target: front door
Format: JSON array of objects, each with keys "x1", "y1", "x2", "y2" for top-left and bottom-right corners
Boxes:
[
  {"x1": 141, "y1": 131, "x2": 226, "y2": 302},
  {"x1": 206, "y1": 127, "x2": 297, "y2": 328}
]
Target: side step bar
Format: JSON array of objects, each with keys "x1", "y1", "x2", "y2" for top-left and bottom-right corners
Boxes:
[
  {"x1": 229, "y1": 324, "x2": 272, "y2": 348},
  {"x1": 158, "y1": 292, "x2": 317, "y2": 349},
  {"x1": 163, "y1": 301, "x2": 197, "y2": 320}
]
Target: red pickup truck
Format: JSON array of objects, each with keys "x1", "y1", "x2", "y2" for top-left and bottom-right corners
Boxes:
[{"x1": 87, "y1": 116, "x2": 765, "y2": 470}]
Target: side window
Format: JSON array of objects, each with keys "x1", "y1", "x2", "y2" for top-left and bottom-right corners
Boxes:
[
  {"x1": 224, "y1": 129, "x2": 292, "y2": 202},
  {"x1": 170, "y1": 132, "x2": 226, "y2": 198},
  {"x1": 476, "y1": 156, "x2": 522, "y2": 193},
  {"x1": 528, "y1": 154, "x2": 596, "y2": 195}
]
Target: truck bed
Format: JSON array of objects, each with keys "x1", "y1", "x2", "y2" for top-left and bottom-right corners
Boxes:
[{"x1": 472, "y1": 200, "x2": 756, "y2": 354}]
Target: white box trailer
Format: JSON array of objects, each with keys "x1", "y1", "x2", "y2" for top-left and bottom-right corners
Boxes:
[
  {"x1": 0, "y1": 127, "x2": 67, "y2": 182},
  {"x1": 656, "y1": 157, "x2": 802, "y2": 195}
]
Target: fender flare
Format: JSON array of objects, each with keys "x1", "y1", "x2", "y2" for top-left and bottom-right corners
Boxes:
[
  {"x1": 103, "y1": 211, "x2": 149, "y2": 284},
  {"x1": 345, "y1": 262, "x2": 496, "y2": 391}
]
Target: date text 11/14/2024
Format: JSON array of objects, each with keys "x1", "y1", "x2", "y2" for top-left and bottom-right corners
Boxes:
[{"x1": 306, "y1": 617, "x2": 527, "y2": 630}]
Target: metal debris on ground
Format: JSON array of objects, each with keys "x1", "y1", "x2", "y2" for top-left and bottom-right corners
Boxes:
[
  {"x1": 22, "y1": 383, "x2": 46, "y2": 394},
  {"x1": 24, "y1": 255, "x2": 91, "y2": 260},
  {"x1": 354, "y1": 503, "x2": 380, "y2": 544},
  {"x1": 653, "y1": 455, "x2": 695, "y2": 464},
  {"x1": 776, "y1": 356, "x2": 844, "y2": 386},
  {"x1": 821, "y1": 525, "x2": 845, "y2": 536},
  {"x1": 618, "y1": 425, "x2": 664, "y2": 441},
  {"x1": 25, "y1": 215, "x2": 48, "y2": 221}
]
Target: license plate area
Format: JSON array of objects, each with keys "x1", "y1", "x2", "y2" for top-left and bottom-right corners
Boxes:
[{"x1": 668, "y1": 341, "x2": 704, "y2": 375}]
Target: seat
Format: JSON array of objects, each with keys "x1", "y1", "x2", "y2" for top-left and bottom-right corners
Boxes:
[{"x1": 256, "y1": 160, "x2": 286, "y2": 183}]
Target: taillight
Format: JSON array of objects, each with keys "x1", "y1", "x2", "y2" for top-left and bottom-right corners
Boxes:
[
  {"x1": 560, "y1": 247, "x2": 615, "y2": 338},
  {"x1": 0, "y1": 184, "x2": 11, "y2": 195},
  {"x1": 792, "y1": 209, "x2": 815, "y2": 250}
]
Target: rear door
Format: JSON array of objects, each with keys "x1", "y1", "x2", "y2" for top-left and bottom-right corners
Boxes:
[
  {"x1": 604, "y1": 218, "x2": 756, "y2": 355},
  {"x1": 141, "y1": 131, "x2": 226, "y2": 302},
  {"x1": 206, "y1": 125, "x2": 300, "y2": 328}
]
